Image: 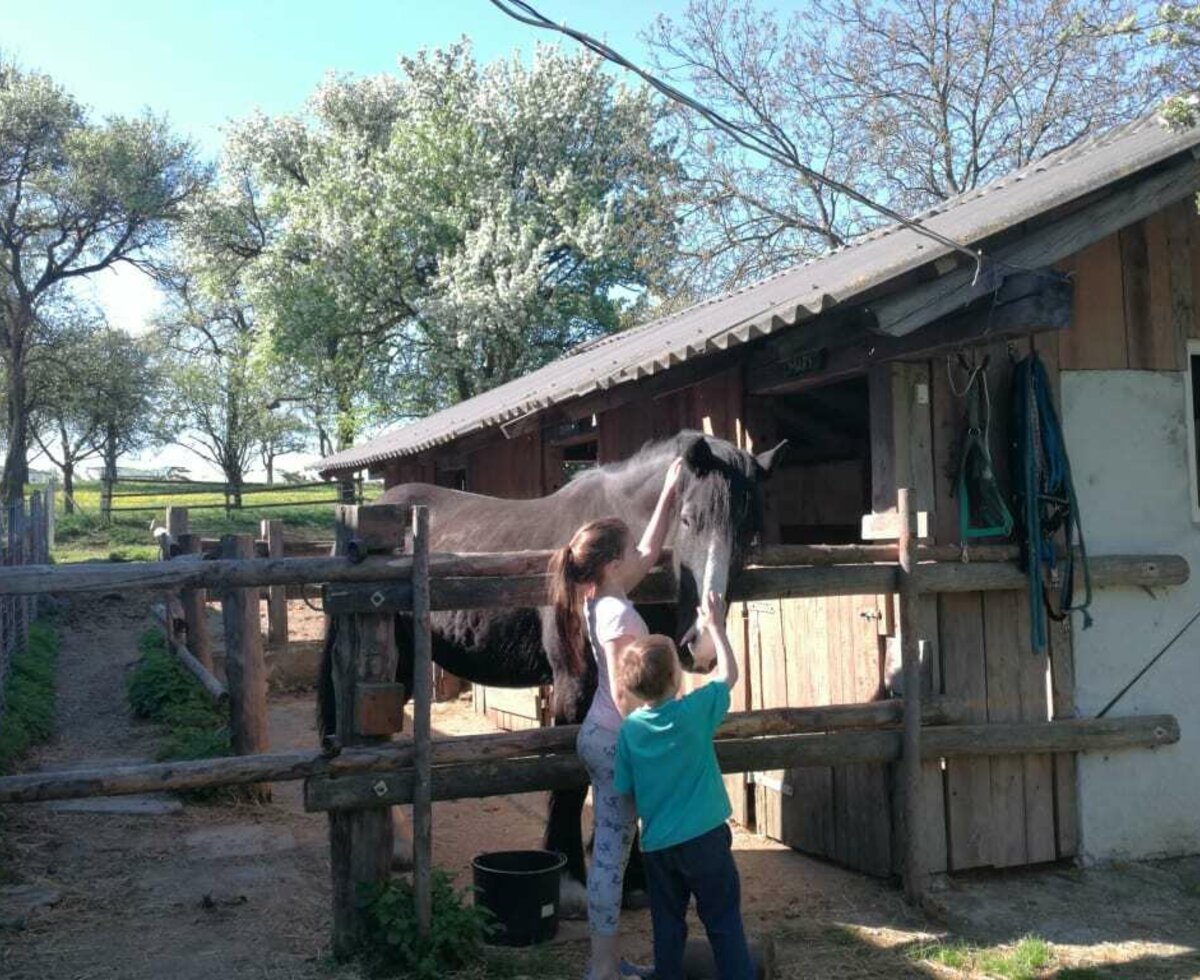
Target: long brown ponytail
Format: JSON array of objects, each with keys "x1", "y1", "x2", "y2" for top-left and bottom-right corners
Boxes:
[{"x1": 549, "y1": 518, "x2": 630, "y2": 676}]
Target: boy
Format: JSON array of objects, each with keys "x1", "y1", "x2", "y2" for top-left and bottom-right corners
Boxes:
[{"x1": 613, "y1": 592, "x2": 754, "y2": 980}]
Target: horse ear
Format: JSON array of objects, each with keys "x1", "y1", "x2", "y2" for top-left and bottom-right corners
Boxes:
[
  {"x1": 682, "y1": 434, "x2": 717, "y2": 475},
  {"x1": 755, "y1": 440, "x2": 788, "y2": 476}
]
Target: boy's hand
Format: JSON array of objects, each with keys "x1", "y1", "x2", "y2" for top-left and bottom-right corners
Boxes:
[{"x1": 696, "y1": 591, "x2": 727, "y2": 637}]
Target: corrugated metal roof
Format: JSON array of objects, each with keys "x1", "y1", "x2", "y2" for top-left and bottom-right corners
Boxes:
[{"x1": 320, "y1": 114, "x2": 1200, "y2": 475}]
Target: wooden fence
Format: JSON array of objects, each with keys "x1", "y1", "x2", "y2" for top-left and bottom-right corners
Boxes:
[
  {"x1": 0, "y1": 496, "x2": 1187, "y2": 957},
  {"x1": 102, "y1": 475, "x2": 364, "y2": 520},
  {"x1": 0, "y1": 490, "x2": 53, "y2": 714}
]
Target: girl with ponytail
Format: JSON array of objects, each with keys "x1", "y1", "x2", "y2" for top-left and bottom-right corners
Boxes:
[{"x1": 550, "y1": 457, "x2": 684, "y2": 980}]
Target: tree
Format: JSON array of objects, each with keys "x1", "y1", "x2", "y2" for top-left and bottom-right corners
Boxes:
[
  {"x1": 30, "y1": 323, "x2": 157, "y2": 511},
  {"x1": 29, "y1": 319, "x2": 103, "y2": 512},
  {"x1": 156, "y1": 334, "x2": 272, "y2": 504},
  {"x1": 214, "y1": 42, "x2": 678, "y2": 450},
  {"x1": 1079, "y1": 2, "x2": 1200, "y2": 126},
  {"x1": 646, "y1": 0, "x2": 1160, "y2": 292},
  {"x1": 92, "y1": 329, "x2": 161, "y2": 487},
  {"x1": 258, "y1": 409, "x2": 308, "y2": 485},
  {"x1": 0, "y1": 60, "x2": 206, "y2": 502}
]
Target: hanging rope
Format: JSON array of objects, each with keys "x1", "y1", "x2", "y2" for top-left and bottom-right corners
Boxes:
[
  {"x1": 1011, "y1": 350, "x2": 1093, "y2": 652},
  {"x1": 949, "y1": 353, "x2": 1014, "y2": 550}
]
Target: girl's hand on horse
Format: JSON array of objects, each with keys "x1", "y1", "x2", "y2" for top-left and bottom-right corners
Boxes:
[{"x1": 663, "y1": 457, "x2": 685, "y2": 498}]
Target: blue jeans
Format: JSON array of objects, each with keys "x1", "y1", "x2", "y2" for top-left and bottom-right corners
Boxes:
[{"x1": 642, "y1": 823, "x2": 753, "y2": 980}]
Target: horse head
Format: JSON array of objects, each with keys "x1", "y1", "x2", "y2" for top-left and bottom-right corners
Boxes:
[{"x1": 670, "y1": 431, "x2": 787, "y2": 667}]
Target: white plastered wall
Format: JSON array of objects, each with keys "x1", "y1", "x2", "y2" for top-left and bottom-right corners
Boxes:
[{"x1": 1062, "y1": 370, "x2": 1200, "y2": 862}]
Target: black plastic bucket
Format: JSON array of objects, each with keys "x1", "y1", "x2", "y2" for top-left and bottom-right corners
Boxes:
[{"x1": 472, "y1": 849, "x2": 567, "y2": 946}]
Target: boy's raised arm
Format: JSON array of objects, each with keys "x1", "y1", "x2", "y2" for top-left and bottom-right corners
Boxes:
[{"x1": 698, "y1": 591, "x2": 738, "y2": 691}]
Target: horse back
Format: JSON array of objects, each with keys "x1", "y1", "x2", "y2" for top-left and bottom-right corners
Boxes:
[{"x1": 376, "y1": 481, "x2": 611, "y2": 554}]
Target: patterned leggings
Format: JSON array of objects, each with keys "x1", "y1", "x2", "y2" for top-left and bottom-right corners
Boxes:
[{"x1": 577, "y1": 716, "x2": 637, "y2": 936}]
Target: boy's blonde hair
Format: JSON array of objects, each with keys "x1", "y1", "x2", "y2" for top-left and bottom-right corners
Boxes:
[{"x1": 621, "y1": 634, "x2": 679, "y2": 703}]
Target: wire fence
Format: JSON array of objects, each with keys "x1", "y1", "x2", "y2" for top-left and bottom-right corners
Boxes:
[{"x1": 1, "y1": 490, "x2": 52, "y2": 716}]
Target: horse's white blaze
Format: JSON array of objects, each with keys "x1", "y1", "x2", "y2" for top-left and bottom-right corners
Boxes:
[
  {"x1": 702, "y1": 535, "x2": 731, "y2": 602},
  {"x1": 681, "y1": 534, "x2": 731, "y2": 671}
]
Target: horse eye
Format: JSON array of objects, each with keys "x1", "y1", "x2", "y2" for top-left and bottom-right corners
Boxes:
[{"x1": 680, "y1": 514, "x2": 692, "y2": 529}]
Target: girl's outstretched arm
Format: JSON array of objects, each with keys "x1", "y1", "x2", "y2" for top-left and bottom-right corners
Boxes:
[{"x1": 626, "y1": 456, "x2": 684, "y2": 588}]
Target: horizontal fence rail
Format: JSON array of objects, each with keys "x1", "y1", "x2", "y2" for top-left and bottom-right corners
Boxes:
[
  {"x1": 0, "y1": 699, "x2": 966, "y2": 804},
  {"x1": 0, "y1": 550, "x2": 1188, "y2": 607},
  {"x1": 303, "y1": 715, "x2": 1181, "y2": 812}
]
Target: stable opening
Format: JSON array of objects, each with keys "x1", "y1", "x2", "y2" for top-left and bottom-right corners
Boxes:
[{"x1": 752, "y1": 375, "x2": 871, "y2": 544}]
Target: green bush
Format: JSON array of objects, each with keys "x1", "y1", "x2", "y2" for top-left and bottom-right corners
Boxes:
[
  {"x1": 361, "y1": 869, "x2": 493, "y2": 978},
  {"x1": 126, "y1": 630, "x2": 230, "y2": 766},
  {"x1": 0, "y1": 622, "x2": 60, "y2": 773}
]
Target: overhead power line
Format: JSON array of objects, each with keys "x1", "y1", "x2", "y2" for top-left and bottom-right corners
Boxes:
[{"x1": 488, "y1": 0, "x2": 986, "y2": 271}]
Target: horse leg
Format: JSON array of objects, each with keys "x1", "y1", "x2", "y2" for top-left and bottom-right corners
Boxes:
[{"x1": 544, "y1": 663, "x2": 591, "y2": 919}]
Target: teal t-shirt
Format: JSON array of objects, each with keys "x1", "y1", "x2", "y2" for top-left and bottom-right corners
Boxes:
[{"x1": 613, "y1": 681, "x2": 732, "y2": 852}]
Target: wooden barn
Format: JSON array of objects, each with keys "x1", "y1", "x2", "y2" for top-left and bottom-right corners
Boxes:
[{"x1": 320, "y1": 115, "x2": 1200, "y2": 875}]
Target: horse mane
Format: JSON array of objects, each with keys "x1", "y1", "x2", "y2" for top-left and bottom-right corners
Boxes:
[
  {"x1": 562, "y1": 430, "x2": 763, "y2": 548},
  {"x1": 563, "y1": 433, "x2": 685, "y2": 490}
]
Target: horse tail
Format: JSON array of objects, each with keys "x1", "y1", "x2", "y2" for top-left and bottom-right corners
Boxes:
[{"x1": 317, "y1": 617, "x2": 337, "y2": 738}]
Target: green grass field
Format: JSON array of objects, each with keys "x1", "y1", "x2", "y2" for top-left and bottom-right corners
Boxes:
[{"x1": 49, "y1": 480, "x2": 382, "y2": 563}]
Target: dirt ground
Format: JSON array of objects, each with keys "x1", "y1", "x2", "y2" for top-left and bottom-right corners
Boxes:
[{"x1": 2, "y1": 595, "x2": 1198, "y2": 979}]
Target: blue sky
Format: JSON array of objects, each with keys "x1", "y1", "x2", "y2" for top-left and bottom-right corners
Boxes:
[
  {"x1": 8, "y1": 1, "x2": 695, "y2": 476},
  {"x1": 5, "y1": 1, "x2": 690, "y2": 157}
]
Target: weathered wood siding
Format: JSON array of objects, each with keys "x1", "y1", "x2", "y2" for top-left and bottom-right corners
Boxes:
[{"x1": 373, "y1": 193, "x2": 1200, "y2": 875}]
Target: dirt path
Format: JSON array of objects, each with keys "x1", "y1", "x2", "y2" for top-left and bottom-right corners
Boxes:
[
  {"x1": 0, "y1": 596, "x2": 341, "y2": 980},
  {"x1": 2, "y1": 595, "x2": 1199, "y2": 979}
]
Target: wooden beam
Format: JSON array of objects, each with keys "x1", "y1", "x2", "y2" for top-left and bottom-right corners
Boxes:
[
  {"x1": 874, "y1": 159, "x2": 1200, "y2": 337},
  {"x1": 1, "y1": 547, "x2": 1187, "y2": 604},
  {"x1": 261, "y1": 520, "x2": 288, "y2": 650},
  {"x1": 749, "y1": 271, "x2": 1074, "y2": 396},
  {"x1": 304, "y1": 715, "x2": 1181, "y2": 812},
  {"x1": 411, "y1": 505, "x2": 433, "y2": 936},
  {"x1": 175, "y1": 533, "x2": 212, "y2": 670},
  {"x1": 0, "y1": 700, "x2": 967, "y2": 804},
  {"x1": 897, "y1": 489, "x2": 926, "y2": 903},
  {"x1": 220, "y1": 535, "x2": 270, "y2": 801},
  {"x1": 151, "y1": 606, "x2": 227, "y2": 704}
]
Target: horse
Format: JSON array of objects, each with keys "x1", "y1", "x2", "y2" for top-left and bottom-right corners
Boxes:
[{"x1": 317, "y1": 430, "x2": 786, "y2": 911}]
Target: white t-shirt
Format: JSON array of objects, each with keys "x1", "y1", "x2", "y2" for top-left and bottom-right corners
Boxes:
[{"x1": 584, "y1": 595, "x2": 648, "y2": 730}]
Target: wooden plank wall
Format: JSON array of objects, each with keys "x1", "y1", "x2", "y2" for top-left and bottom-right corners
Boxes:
[
  {"x1": 740, "y1": 390, "x2": 896, "y2": 876},
  {"x1": 466, "y1": 432, "x2": 545, "y2": 499},
  {"x1": 1057, "y1": 197, "x2": 1196, "y2": 372},
  {"x1": 929, "y1": 195, "x2": 1200, "y2": 869},
  {"x1": 380, "y1": 459, "x2": 436, "y2": 490},
  {"x1": 372, "y1": 192, "x2": 1199, "y2": 872}
]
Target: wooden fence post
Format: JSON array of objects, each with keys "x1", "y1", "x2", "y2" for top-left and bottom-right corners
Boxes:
[
  {"x1": 100, "y1": 478, "x2": 112, "y2": 523},
  {"x1": 163, "y1": 508, "x2": 189, "y2": 648},
  {"x1": 0, "y1": 507, "x2": 7, "y2": 685},
  {"x1": 8, "y1": 499, "x2": 26, "y2": 650},
  {"x1": 897, "y1": 488, "x2": 926, "y2": 903},
  {"x1": 411, "y1": 504, "x2": 433, "y2": 935},
  {"x1": 45, "y1": 479, "x2": 56, "y2": 552},
  {"x1": 28, "y1": 493, "x2": 43, "y2": 622},
  {"x1": 328, "y1": 503, "x2": 406, "y2": 959},
  {"x1": 176, "y1": 532, "x2": 212, "y2": 671},
  {"x1": 261, "y1": 519, "x2": 288, "y2": 650},
  {"x1": 220, "y1": 534, "x2": 270, "y2": 801}
]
